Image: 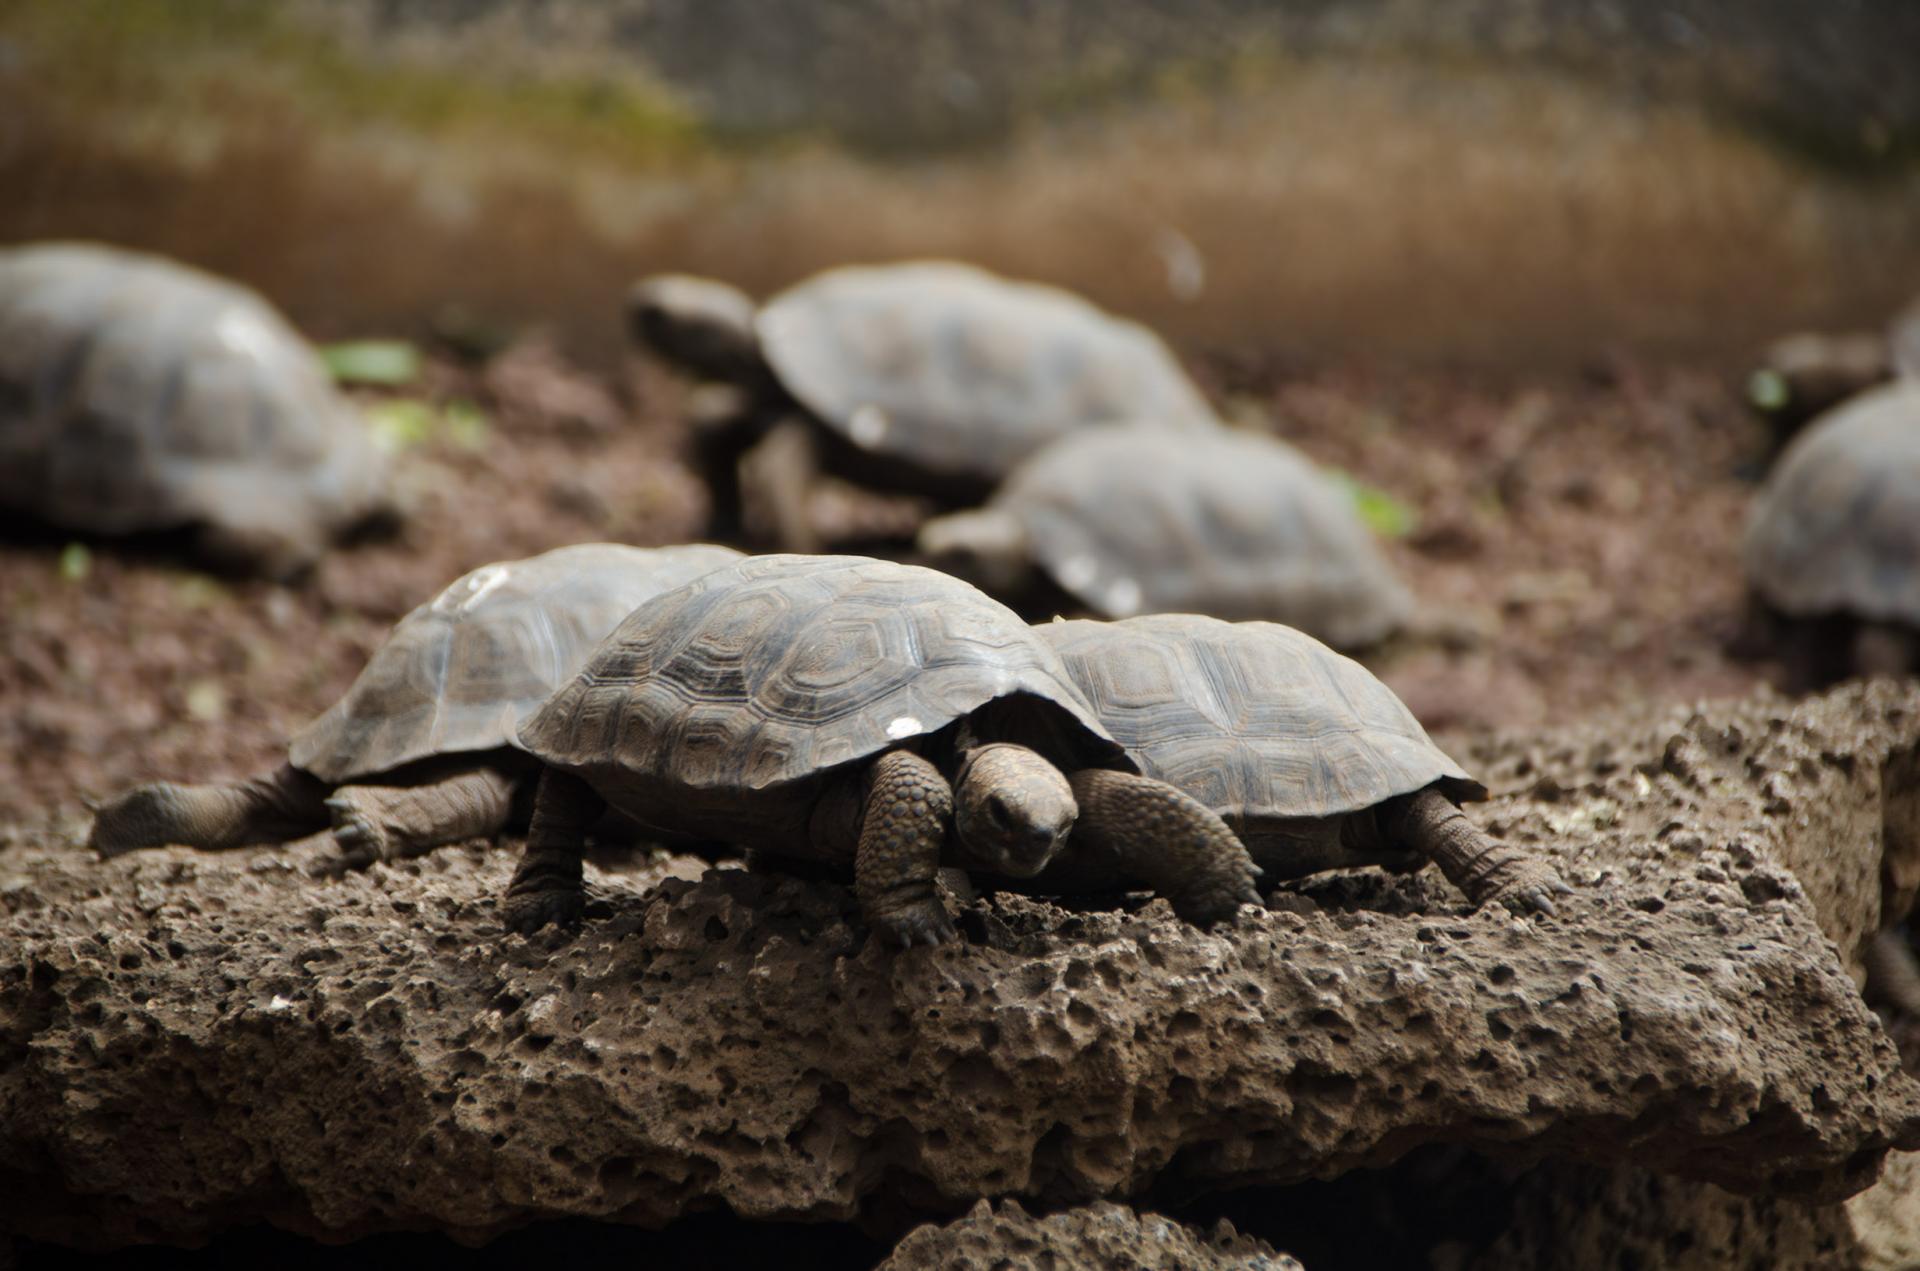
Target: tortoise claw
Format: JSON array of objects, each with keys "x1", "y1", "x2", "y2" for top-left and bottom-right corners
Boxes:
[
  {"x1": 873, "y1": 904, "x2": 957, "y2": 950},
  {"x1": 504, "y1": 888, "x2": 586, "y2": 935}
]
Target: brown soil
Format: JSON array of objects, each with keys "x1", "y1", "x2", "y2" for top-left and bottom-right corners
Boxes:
[{"x1": 0, "y1": 341, "x2": 1782, "y2": 840}]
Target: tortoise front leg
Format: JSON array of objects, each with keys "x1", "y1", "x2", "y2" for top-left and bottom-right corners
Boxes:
[
  {"x1": 1391, "y1": 787, "x2": 1569, "y2": 916},
  {"x1": 1065, "y1": 769, "x2": 1260, "y2": 928},
  {"x1": 738, "y1": 416, "x2": 822, "y2": 554},
  {"x1": 90, "y1": 762, "x2": 330, "y2": 856},
  {"x1": 855, "y1": 750, "x2": 958, "y2": 948},
  {"x1": 317, "y1": 761, "x2": 522, "y2": 875},
  {"x1": 503, "y1": 770, "x2": 607, "y2": 933}
]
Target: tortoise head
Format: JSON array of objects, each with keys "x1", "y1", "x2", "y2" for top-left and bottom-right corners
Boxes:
[
  {"x1": 916, "y1": 508, "x2": 1033, "y2": 597},
  {"x1": 625, "y1": 274, "x2": 764, "y2": 383},
  {"x1": 951, "y1": 742, "x2": 1077, "y2": 877}
]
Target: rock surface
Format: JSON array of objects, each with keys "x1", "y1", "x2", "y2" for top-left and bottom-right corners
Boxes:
[
  {"x1": 2, "y1": 683, "x2": 1918, "y2": 1249},
  {"x1": 880, "y1": 1200, "x2": 1294, "y2": 1270},
  {"x1": 1463, "y1": 678, "x2": 1920, "y2": 982}
]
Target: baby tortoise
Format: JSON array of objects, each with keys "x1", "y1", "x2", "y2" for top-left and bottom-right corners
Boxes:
[
  {"x1": 0, "y1": 242, "x2": 389, "y2": 577},
  {"x1": 503, "y1": 555, "x2": 1259, "y2": 946},
  {"x1": 1036, "y1": 614, "x2": 1569, "y2": 915},
  {"x1": 628, "y1": 261, "x2": 1218, "y2": 552},
  {"x1": 90, "y1": 543, "x2": 742, "y2": 871},
  {"x1": 1744, "y1": 380, "x2": 1920, "y2": 686},
  {"x1": 1746, "y1": 296, "x2": 1920, "y2": 448},
  {"x1": 919, "y1": 424, "x2": 1412, "y2": 649}
]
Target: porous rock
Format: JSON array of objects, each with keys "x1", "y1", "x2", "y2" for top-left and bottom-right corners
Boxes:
[
  {"x1": 1463, "y1": 678, "x2": 1920, "y2": 983},
  {"x1": 879, "y1": 1199, "x2": 1295, "y2": 1270},
  {"x1": 1, "y1": 684, "x2": 1919, "y2": 1249}
]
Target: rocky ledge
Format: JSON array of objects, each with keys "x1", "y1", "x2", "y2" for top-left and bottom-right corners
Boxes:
[{"x1": 1, "y1": 683, "x2": 1917, "y2": 1250}]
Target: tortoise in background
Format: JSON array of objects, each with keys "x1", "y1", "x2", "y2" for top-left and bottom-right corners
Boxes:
[
  {"x1": 89, "y1": 543, "x2": 742, "y2": 871},
  {"x1": 919, "y1": 424, "x2": 1412, "y2": 650},
  {"x1": 1036, "y1": 614, "x2": 1568, "y2": 915},
  {"x1": 627, "y1": 261, "x2": 1219, "y2": 552},
  {"x1": 1744, "y1": 380, "x2": 1920, "y2": 686},
  {"x1": 503, "y1": 555, "x2": 1260, "y2": 947},
  {"x1": 0, "y1": 242, "x2": 390, "y2": 577},
  {"x1": 1745, "y1": 296, "x2": 1920, "y2": 448}
]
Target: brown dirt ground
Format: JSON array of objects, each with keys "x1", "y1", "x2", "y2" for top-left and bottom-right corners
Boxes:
[{"x1": 0, "y1": 340, "x2": 1785, "y2": 844}]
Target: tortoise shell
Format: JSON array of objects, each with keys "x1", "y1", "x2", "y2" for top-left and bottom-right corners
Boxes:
[
  {"x1": 1744, "y1": 380, "x2": 1920, "y2": 625},
  {"x1": 755, "y1": 261, "x2": 1217, "y2": 484},
  {"x1": 291, "y1": 543, "x2": 743, "y2": 784},
  {"x1": 1037, "y1": 614, "x2": 1482, "y2": 831},
  {"x1": 0, "y1": 242, "x2": 385, "y2": 566},
  {"x1": 998, "y1": 425, "x2": 1412, "y2": 648},
  {"x1": 518, "y1": 554, "x2": 1126, "y2": 851}
]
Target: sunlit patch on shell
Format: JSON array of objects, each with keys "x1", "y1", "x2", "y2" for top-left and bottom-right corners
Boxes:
[
  {"x1": 437, "y1": 563, "x2": 511, "y2": 613},
  {"x1": 886, "y1": 715, "x2": 923, "y2": 740},
  {"x1": 850, "y1": 404, "x2": 890, "y2": 448},
  {"x1": 213, "y1": 306, "x2": 279, "y2": 363},
  {"x1": 1103, "y1": 577, "x2": 1144, "y2": 616},
  {"x1": 1056, "y1": 555, "x2": 1099, "y2": 591}
]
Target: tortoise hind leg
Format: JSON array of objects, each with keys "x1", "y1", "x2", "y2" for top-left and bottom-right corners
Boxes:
[
  {"x1": 1387, "y1": 787, "x2": 1570, "y2": 916},
  {"x1": 317, "y1": 760, "x2": 523, "y2": 876},
  {"x1": 90, "y1": 762, "x2": 330, "y2": 856},
  {"x1": 1062, "y1": 769, "x2": 1260, "y2": 928},
  {"x1": 503, "y1": 770, "x2": 606, "y2": 933}
]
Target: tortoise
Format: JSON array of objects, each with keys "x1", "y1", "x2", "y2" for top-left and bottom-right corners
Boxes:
[
  {"x1": 626, "y1": 261, "x2": 1219, "y2": 552},
  {"x1": 1746, "y1": 296, "x2": 1920, "y2": 448},
  {"x1": 502, "y1": 554, "x2": 1260, "y2": 947},
  {"x1": 89, "y1": 542, "x2": 743, "y2": 871},
  {"x1": 918, "y1": 424, "x2": 1413, "y2": 649},
  {"x1": 0, "y1": 242, "x2": 390, "y2": 577},
  {"x1": 1034, "y1": 614, "x2": 1568, "y2": 915},
  {"x1": 1743, "y1": 379, "x2": 1920, "y2": 685}
]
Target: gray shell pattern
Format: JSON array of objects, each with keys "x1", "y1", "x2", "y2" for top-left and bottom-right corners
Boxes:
[
  {"x1": 1744, "y1": 380, "x2": 1920, "y2": 625},
  {"x1": 1002, "y1": 425, "x2": 1412, "y2": 648},
  {"x1": 519, "y1": 554, "x2": 1123, "y2": 842},
  {"x1": 0, "y1": 242, "x2": 385, "y2": 560},
  {"x1": 1038, "y1": 614, "x2": 1482, "y2": 825},
  {"x1": 756, "y1": 261, "x2": 1218, "y2": 483},
  {"x1": 291, "y1": 543, "x2": 743, "y2": 784}
]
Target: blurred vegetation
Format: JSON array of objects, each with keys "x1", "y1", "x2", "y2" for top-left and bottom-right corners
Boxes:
[{"x1": 5, "y1": 0, "x2": 705, "y2": 164}]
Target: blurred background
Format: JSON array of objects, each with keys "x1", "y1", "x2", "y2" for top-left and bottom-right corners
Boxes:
[{"x1": 6, "y1": 0, "x2": 1920, "y2": 368}]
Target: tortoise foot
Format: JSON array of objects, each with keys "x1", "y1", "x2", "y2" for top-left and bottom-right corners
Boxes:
[
  {"x1": 1171, "y1": 875, "x2": 1263, "y2": 930},
  {"x1": 1482, "y1": 858, "x2": 1573, "y2": 918},
  {"x1": 504, "y1": 887, "x2": 586, "y2": 935},
  {"x1": 871, "y1": 901, "x2": 958, "y2": 949},
  {"x1": 319, "y1": 795, "x2": 395, "y2": 875},
  {"x1": 89, "y1": 783, "x2": 196, "y2": 857}
]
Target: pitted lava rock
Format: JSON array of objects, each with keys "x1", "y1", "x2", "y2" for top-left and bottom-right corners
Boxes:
[
  {"x1": 879, "y1": 1200, "x2": 1296, "y2": 1270},
  {"x1": 1, "y1": 683, "x2": 1918, "y2": 1250}
]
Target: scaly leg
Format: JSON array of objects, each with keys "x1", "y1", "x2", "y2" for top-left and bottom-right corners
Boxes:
[
  {"x1": 317, "y1": 761, "x2": 522, "y2": 875},
  {"x1": 1063, "y1": 769, "x2": 1260, "y2": 928},
  {"x1": 855, "y1": 750, "x2": 957, "y2": 948},
  {"x1": 503, "y1": 770, "x2": 607, "y2": 933},
  {"x1": 1391, "y1": 787, "x2": 1569, "y2": 916},
  {"x1": 90, "y1": 762, "x2": 330, "y2": 856}
]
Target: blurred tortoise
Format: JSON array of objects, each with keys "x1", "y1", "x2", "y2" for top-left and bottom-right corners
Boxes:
[
  {"x1": 1743, "y1": 379, "x2": 1920, "y2": 685},
  {"x1": 1746, "y1": 297, "x2": 1920, "y2": 448},
  {"x1": 919, "y1": 424, "x2": 1412, "y2": 649},
  {"x1": 503, "y1": 555, "x2": 1259, "y2": 946},
  {"x1": 0, "y1": 242, "x2": 390, "y2": 577},
  {"x1": 627, "y1": 261, "x2": 1219, "y2": 552},
  {"x1": 1036, "y1": 614, "x2": 1568, "y2": 915},
  {"x1": 90, "y1": 542, "x2": 743, "y2": 871}
]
